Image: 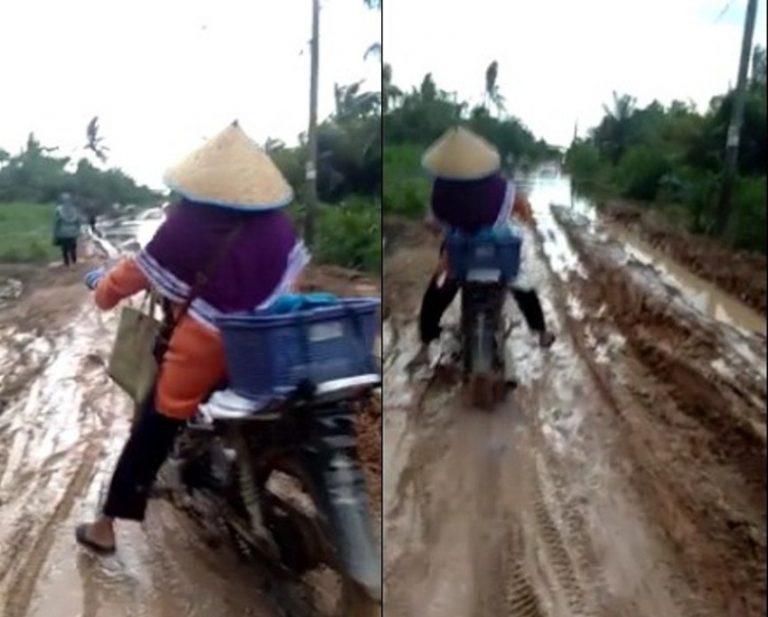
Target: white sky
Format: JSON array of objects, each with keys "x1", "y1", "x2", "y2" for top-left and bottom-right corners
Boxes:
[
  {"x1": 385, "y1": 0, "x2": 767, "y2": 149},
  {"x1": 0, "y1": 0, "x2": 380, "y2": 188}
]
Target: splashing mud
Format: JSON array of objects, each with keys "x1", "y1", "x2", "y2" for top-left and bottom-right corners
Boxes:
[{"x1": 383, "y1": 172, "x2": 766, "y2": 617}]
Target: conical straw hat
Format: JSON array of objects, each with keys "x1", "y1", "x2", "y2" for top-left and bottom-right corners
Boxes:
[
  {"x1": 421, "y1": 127, "x2": 500, "y2": 180},
  {"x1": 163, "y1": 121, "x2": 294, "y2": 210}
]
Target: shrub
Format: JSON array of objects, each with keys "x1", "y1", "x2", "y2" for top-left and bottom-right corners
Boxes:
[
  {"x1": 728, "y1": 175, "x2": 767, "y2": 253},
  {"x1": 615, "y1": 145, "x2": 671, "y2": 200},
  {"x1": 314, "y1": 196, "x2": 381, "y2": 272},
  {"x1": 565, "y1": 141, "x2": 602, "y2": 182}
]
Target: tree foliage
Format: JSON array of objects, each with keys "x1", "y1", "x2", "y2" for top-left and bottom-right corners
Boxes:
[
  {"x1": 384, "y1": 67, "x2": 558, "y2": 170},
  {"x1": 267, "y1": 78, "x2": 381, "y2": 206},
  {"x1": 484, "y1": 60, "x2": 506, "y2": 117},
  {"x1": 565, "y1": 48, "x2": 767, "y2": 252},
  {"x1": 0, "y1": 131, "x2": 159, "y2": 211}
]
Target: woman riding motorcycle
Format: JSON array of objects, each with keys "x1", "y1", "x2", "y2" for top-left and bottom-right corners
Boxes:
[
  {"x1": 76, "y1": 121, "x2": 309, "y2": 553},
  {"x1": 410, "y1": 127, "x2": 555, "y2": 369}
]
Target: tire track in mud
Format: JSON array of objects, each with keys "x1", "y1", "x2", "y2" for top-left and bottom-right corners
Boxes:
[
  {"x1": 527, "y1": 457, "x2": 596, "y2": 617},
  {"x1": 501, "y1": 523, "x2": 545, "y2": 617},
  {"x1": 550, "y1": 210, "x2": 767, "y2": 617},
  {"x1": 2, "y1": 444, "x2": 102, "y2": 617},
  {"x1": 384, "y1": 193, "x2": 763, "y2": 616},
  {"x1": 383, "y1": 223, "x2": 602, "y2": 616}
]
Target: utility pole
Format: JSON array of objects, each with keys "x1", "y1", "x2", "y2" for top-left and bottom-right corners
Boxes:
[
  {"x1": 304, "y1": 0, "x2": 320, "y2": 246},
  {"x1": 713, "y1": 0, "x2": 758, "y2": 235}
]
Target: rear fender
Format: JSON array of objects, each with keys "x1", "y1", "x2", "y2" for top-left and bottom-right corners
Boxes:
[{"x1": 461, "y1": 283, "x2": 504, "y2": 374}]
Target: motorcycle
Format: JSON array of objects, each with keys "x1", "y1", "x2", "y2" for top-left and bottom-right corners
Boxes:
[
  {"x1": 157, "y1": 374, "x2": 382, "y2": 616},
  {"x1": 105, "y1": 287, "x2": 383, "y2": 616},
  {"x1": 446, "y1": 228, "x2": 521, "y2": 409}
]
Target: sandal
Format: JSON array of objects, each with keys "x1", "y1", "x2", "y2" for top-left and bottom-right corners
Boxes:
[{"x1": 75, "y1": 524, "x2": 116, "y2": 555}]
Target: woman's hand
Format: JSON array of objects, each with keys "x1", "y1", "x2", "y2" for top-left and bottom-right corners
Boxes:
[{"x1": 84, "y1": 267, "x2": 106, "y2": 290}]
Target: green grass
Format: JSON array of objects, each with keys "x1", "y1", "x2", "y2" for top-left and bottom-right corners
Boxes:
[
  {"x1": 0, "y1": 202, "x2": 60, "y2": 263},
  {"x1": 383, "y1": 144, "x2": 431, "y2": 218}
]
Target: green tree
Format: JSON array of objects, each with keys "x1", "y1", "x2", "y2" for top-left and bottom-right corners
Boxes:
[
  {"x1": 85, "y1": 116, "x2": 109, "y2": 163},
  {"x1": 382, "y1": 64, "x2": 402, "y2": 113},
  {"x1": 593, "y1": 91, "x2": 637, "y2": 163},
  {"x1": 484, "y1": 60, "x2": 506, "y2": 117}
]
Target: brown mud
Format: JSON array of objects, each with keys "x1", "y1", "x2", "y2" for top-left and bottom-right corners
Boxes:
[
  {"x1": 383, "y1": 176, "x2": 766, "y2": 617},
  {"x1": 598, "y1": 199, "x2": 767, "y2": 314}
]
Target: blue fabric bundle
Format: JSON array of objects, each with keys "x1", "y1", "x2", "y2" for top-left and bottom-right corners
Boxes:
[{"x1": 264, "y1": 292, "x2": 339, "y2": 315}]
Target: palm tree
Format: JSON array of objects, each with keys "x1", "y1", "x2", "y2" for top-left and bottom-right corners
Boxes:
[
  {"x1": 364, "y1": 42, "x2": 381, "y2": 60},
  {"x1": 382, "y1": 63, "x2": 402, "y2": 113},
  {"x1": 333, "y1": 81, "x2": 380, "y2": 120},
  {"x1": 363, "y1": 0, "x2": 381, "y2": 60},
  {"x1": 264, "y1": 137, "x2": 286, "y2": 154},
  {"x1": 484, "y1": 61, "x2": 506, "y2": 117},
  {"x1": 85, "y1": 116, "x2": 109, "y2": 163},
  {"x1": 420, "y1": 73, "x2": 438, "y2": 102},
  {"x1": 595, "y1": 91, "x2": 636, "y2": 163}
]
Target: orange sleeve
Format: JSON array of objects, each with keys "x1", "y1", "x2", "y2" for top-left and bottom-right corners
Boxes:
[
  {"x1": 94, "y1": 257, "x2": 150, "y2": 310},
  {"x1": 512, "y1": 194, "x2": 534, "y2": 225},
  {"x1": 154, "y1": 316, "x2": 226, "y2": 419}
]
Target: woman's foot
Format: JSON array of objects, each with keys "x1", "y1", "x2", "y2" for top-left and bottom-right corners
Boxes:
[
  {"x1": 406, "y1": 344, "x2": 430, "y2": 373},
  {"x1": 538, "y1": 331, "x2": 556, "y2": 348},
  {"x1": 75, "y1": 518, "x2": 116, "y2": 554}
]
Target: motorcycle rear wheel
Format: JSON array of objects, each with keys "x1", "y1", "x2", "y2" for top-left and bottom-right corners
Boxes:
[{"x1": 254, "y1": 454, "x2": 381, "y2": 617}]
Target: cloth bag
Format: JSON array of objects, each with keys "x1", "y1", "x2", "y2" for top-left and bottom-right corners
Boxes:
[
  {"x1": 106, "y1": 223, "x2": 245, "y2": 408},
  {"x1": 108, "y1": 291, "x2": 165, "y2": 407}
]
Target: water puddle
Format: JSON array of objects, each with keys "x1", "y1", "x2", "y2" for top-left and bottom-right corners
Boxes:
[
  {"x1": 617, "y1": 232, "x2": 766, "y2": 336},
  {"x1": 523, "y1": 177, "x2": 589, "y2": 281},
  {"x1": 0, "y1": 278, "x2": 22, "y2": 304},
  {"x1": 522, "y1": 171, "x2": 765, "y2": 337}
]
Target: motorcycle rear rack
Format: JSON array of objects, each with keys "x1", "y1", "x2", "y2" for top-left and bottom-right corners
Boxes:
[{"x1": 195, "y1": 373, "x2": 381, "y2": 424}]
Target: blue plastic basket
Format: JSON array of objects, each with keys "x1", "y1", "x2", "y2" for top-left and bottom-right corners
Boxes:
[
  {"x1": 217, "y1": 297, "x2": 380, "y2": 400},
  {"x1": 446, "y1": 228, "x2": 522, "y2": 281}
]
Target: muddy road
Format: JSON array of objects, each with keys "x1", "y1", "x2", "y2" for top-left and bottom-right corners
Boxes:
[
  {"x1": 383, "y1": 175, "x2": 766, "y2": 617},
  {"x1": 0, "y1": 216, "x2": 382, "y2": 617}
]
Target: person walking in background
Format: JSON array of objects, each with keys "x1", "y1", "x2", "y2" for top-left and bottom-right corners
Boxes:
[{"x1": 53, "y1": 192, "x2": 83, "y2": 266}]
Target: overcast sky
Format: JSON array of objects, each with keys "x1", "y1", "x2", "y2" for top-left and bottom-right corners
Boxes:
[
  {"x1": 385, "y1": 0, "x2": 766, "y2": 148},
  {"x1": 1, "y1": 0, "x2": 380, "y2": 188}
]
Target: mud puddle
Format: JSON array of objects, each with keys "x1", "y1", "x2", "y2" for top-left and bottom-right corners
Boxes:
[
  {"x1": 383, "y1": 173, "x2": 765, "y2": 616},
  {"x1": 616, "y1": 230, "x2": 766, "y2": 336},
  {"x1": 534, "y1": 174, "x2": 765, "y2": 337}
]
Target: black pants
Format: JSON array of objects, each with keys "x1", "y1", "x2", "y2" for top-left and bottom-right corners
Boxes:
[
  {"x1": 102, "y1": 403, "x2": 183, "y2": 521},
  {"x1": 60, "y1": 238, "x2": 77, "y2": 266},
  {"x1": 418, "y1": 274, "x2": 547, "y2": 344}
]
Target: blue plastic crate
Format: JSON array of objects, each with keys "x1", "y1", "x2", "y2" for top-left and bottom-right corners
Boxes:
[
  {"x1": 446, "y1": 228, "x2": 522, "y2": 281},
  {"x1": 217, "y1": 297, "x2": 380, "y2": 400}
]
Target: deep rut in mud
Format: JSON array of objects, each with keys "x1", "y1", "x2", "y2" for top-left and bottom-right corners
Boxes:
[{"x1": 383, "y1": 177, "x2": 766, "y2": 617}]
